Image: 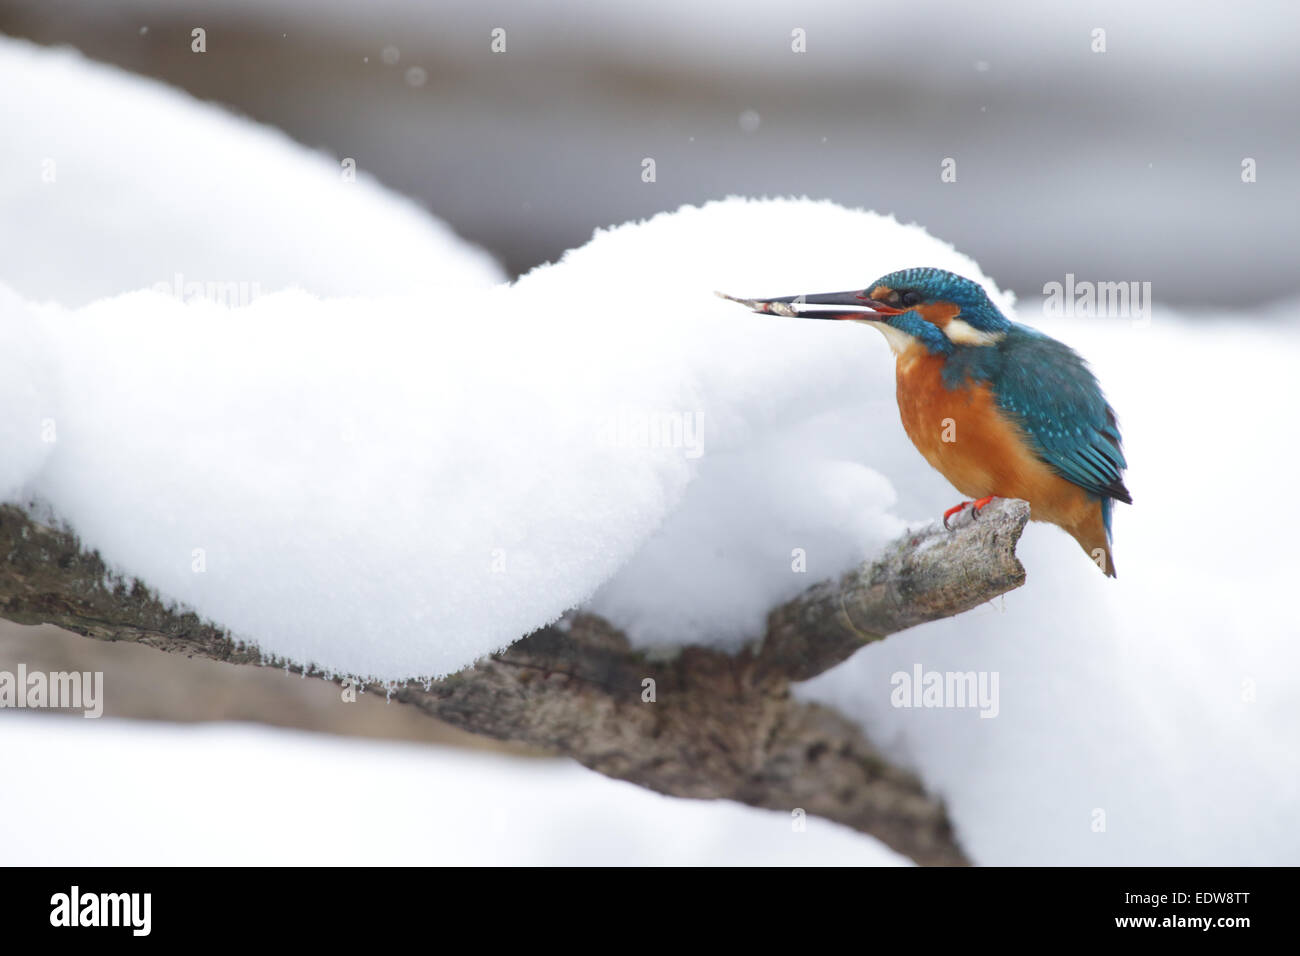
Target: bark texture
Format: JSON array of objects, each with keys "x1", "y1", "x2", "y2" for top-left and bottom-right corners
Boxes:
[{"x1": 0, "y1": 498, "x2": 1031, "y2": 865}]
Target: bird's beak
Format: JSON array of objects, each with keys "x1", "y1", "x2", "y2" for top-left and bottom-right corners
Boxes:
[{"x1": 716, "y1": 289, "x2": 903, "y2": 321}]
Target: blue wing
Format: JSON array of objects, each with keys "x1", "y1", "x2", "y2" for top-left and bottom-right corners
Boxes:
[{"x1": 944, "y1": 324, "x2": 1131, "y2": 525}]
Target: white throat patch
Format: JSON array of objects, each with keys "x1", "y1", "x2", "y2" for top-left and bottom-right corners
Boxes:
[
  {"x1": 855, "y1": 319, "x2": 917, "y2": 355},
  {"x1": 943, "y1": 318, "x2": 1005, "y2": 347}
]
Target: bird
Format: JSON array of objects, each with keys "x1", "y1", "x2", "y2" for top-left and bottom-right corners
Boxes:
[{"x1": 720, "y1": 267, "x2": 1130, "y2": 576}]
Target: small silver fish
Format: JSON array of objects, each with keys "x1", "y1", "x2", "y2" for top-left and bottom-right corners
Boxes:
[{"x1": 714, "y1": 291, "x2": 801, "y2": 317}]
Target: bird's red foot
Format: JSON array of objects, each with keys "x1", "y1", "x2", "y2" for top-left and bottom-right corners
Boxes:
[
  {"x1": 942, "y1": 501, "x2": 971, "y2": 530},
  {"x1": 943, "y1": 496, "x2": 999, "y2": 530}
]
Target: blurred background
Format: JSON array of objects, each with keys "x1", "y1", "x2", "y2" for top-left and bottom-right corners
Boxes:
[{"x1": 2, "y1": 0, "x2": 1296, "y2": 307}]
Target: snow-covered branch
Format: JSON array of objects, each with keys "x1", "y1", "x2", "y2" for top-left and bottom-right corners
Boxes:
[
  {"x1": 0, "y1": 498, "x2": 1029, "y2": 865},
  {"x1": 759, "y1": 498, "x2": 1030, "y2": 683}
]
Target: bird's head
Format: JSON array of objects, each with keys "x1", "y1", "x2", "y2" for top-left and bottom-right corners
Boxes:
[{"x1": 720, "y1": 267, "x2": 1011, "y2": 357}]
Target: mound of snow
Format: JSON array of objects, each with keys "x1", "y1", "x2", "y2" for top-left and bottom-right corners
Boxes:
[
  {"x1": 0, "y1": 715, "x2": 905, "y2": 865},
  {"x1": 3, "y1": 198, "x2": 1003, "y2": 679},
  {"x1": 0, "y1": 36, "x2": 502, "y2": 307},
  {"x1": 0, "y1": 289, "x2": 56, "y2": 501}
]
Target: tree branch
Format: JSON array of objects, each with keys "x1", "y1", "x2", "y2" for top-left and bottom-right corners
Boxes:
[
  {"x1": 759, "y1": 499, "x2": 1029, "y2": 682},
  {"x1": 0, "y1": 498, "x2": 1030, "y2": 865}
]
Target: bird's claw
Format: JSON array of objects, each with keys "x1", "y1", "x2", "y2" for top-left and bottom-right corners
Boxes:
[
  {"x1": 942, "y1": 501, "x2": 971, "y2": 531},
  {"x1": 943, "y1": 496, "x2": 998, "y2": 530}
]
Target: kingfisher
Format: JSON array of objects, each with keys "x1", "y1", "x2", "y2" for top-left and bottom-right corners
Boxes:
[{"x1": 721, "y1": 267, "x2": 1130, "y2": 576}]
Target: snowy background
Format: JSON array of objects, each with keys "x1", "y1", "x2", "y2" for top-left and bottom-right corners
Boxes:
[{"x1": 1, "y1": 8, "x2": 1297, "y2": 865}]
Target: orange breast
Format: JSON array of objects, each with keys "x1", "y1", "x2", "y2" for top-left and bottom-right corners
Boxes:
[{"x1": 893, "y1": 347, "x2": 1104, "y2": 541}]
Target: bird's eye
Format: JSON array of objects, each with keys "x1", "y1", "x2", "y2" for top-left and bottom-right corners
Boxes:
[{"x1": 900, "y1": 290, "x2": 922, "y2": 307}]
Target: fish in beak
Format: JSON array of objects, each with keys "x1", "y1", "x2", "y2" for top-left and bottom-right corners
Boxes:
[{"x1": 716, "y1": 289, "x2": 903, "y2": 321}]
